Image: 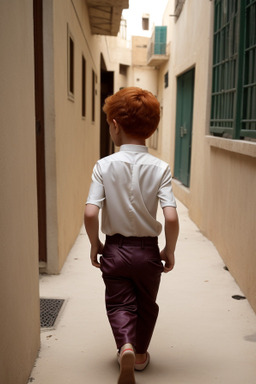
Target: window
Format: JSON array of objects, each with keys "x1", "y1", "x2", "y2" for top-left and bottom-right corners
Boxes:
[
  {"x1": 92, "y1": 70, "x2": 96, "y2": 122},
  {"x1": 82, "y1": 56, "x2": 86, "y2": 117},
  {"x1": 142, "y1": 15, "x2": 149, "y2": 30},
  {"x1": 119, "y1": 64, "x2": 128, "y2": 76},
  {"x1": 210, "y1": 0, "x2": 256, "y2": 140},
  {"x1": 68, "y1": 26, "x2": 74, "y2": 100},
  {"x1": 164, "y1": 71, "x2": 169, "y2": 88}
]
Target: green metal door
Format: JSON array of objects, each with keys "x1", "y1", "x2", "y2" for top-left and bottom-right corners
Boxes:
[{"x1": 174, "y1": 68, "x2": 195, "y2": 187}]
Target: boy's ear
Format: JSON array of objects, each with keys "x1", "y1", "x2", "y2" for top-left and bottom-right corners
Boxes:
[{"x1": 113, "y1": 119, "x2": 120, "y2": 133}]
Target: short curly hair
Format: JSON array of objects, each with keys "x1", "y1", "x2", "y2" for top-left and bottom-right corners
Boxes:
[{"x1": 103, "y1": 87, "x2": 160, "y2": 139}]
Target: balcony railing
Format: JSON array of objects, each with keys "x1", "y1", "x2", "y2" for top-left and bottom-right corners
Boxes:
[
  {"x1": 147, "y1": 42, "x2": 170, "y2": 66},
  {"x1": 147, "y1": 26, "x2": 169, "y2": 66}
]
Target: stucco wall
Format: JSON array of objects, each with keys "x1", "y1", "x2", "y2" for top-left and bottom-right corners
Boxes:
[
  {"x1": 0, "y1": 1, "x2": 40, "y2": 383},
  {"x1": 132, "y1": 36, "x2": 149, "y2": 66},
  {"x1": 160, "y1": 0, "x2": 213, "y2": 228},
  {"x1": 205, "y1": 142, "x2": 256, "y2": 311},
  {"x1": 158, "y1": 0, "x2": 256, "y2": 313},
  {"x1": 43, "y1": 0, "x2": 101, "y2": 272},
  {"x1": 54, "y1": 0, "x2": 100, "y2": 271},
  {"x1": 43, "y1": 0, "x2": 130, "y2": 273}
]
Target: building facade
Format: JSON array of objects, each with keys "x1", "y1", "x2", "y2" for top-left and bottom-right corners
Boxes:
[
  {"x1": 0, "y1": 0, "x2": 128, "y2": 383},
  {"x1": 146, "y1": 0, "x2": 256, "y2": 312}
]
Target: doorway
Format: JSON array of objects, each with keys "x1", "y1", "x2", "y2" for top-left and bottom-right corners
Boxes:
[
  {"x1": 174, "y1": 68, "x2": 195, "y2": 187},
  {"x1": 100, "y1": 54, "x2": 114, "y2": 158},
  {"x1": 33, "y1": 0, "x2": 47, "y2": 263}
]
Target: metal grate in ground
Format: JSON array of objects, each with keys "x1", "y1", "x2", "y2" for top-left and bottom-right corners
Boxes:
[{"x1": 40, "y1": 298, "x2": 65, "y2": 328}]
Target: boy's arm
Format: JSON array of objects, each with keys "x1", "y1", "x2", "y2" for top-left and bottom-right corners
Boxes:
[
  {"x1": 84, "y1": 204, "x2": 104, "y2": 268},
  {"x1": 160, "y1": 206, "x2": 179, "y2": 273}
]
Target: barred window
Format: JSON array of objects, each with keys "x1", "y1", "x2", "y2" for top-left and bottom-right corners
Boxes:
[{"x1": 210, "y1": 0, "x2": 256, "y2": 140}]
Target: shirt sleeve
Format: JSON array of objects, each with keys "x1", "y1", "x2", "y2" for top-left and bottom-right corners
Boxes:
[
  {"x1": 158, "y1": 166, "x2": 177, "y2": 208},
  {"x1": 86, "y1": 162, "x2": 105, "y2": 208}
]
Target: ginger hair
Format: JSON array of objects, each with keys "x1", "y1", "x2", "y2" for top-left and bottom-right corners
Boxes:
[{"x1": 103, "y1": 87, "x2": 160, "y2": 139}]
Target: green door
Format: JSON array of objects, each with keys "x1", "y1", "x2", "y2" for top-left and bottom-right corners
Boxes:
[{"x1": 174, "y1": 68, "x2": 195, "y2": 187}]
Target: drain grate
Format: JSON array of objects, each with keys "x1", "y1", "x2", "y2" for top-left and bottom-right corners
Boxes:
[{"x1": 40, "y1": 298, "x2": 65, "y2": 328}]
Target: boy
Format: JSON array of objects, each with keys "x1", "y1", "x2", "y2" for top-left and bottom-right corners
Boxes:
[{"x1": 84, "y1": 87, "x2": 179, "y2": 384}]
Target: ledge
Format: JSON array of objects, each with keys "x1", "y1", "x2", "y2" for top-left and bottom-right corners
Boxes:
[{"x1": 206, "y1": 136, "x2": 256, "y2": 158}]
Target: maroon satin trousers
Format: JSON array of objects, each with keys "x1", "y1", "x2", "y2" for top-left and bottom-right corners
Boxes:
[{"x1": 100, "y1": 234, "x2": 164, "y2": 354}]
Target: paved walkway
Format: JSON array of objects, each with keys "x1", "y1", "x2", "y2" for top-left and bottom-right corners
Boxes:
[{"x1": 29, "y1": 200, "x2": 256, "y2": 384}]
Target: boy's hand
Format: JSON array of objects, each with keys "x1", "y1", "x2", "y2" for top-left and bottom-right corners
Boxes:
[
  {"x1": 90, "y1": 241, "x2": 104, "y2": 268},
  {"x1": 160, "y1": 248, "x2": 175, "y2": 273}
]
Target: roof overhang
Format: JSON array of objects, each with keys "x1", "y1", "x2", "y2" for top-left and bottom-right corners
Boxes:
[{"x1": 86, "y1": 0, "x2": 129, "y2": 36}]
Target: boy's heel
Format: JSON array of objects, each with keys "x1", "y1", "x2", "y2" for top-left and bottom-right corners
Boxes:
[{"x1": 118, "y1": 344, "x2": 135, "y2": 384}]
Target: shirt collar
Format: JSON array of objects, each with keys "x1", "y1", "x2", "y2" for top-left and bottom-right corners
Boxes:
[{"x1": 120, "y1": 144, "x2": 148, "y2": 153}]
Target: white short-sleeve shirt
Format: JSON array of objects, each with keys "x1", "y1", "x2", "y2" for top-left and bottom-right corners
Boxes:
[{"x1": 86, "y1": 144, "x2": 176, "y2": 237}]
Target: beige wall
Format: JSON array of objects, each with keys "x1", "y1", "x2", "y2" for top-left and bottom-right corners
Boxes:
[
  {"x1": 130, "y1": 36, "x2": 158, "y2": 94},
  {"x1": 205, "y1": 142, "x2": 256, "y2": 311},
  {"x1": 132, "y1": 36, "x2": 149, "y2": 66},
  {"x1": 43, "y1": 0, "x2": 130, "y2": 273},
  {"x1": 55, "y1": 0, "x2": 100, "y2": 271},
  {"x1": 157, "y1": 0, "x2": 256, "y2": 312},
  {"x1": 43, "y1": 0, "x2": 101, "y2": 273},
  {"x1": 159, "y1": 0, "x2": 213, "y2": 223},
  {"x1": 157, "y1": 0, "x2": 212, "y2": 225},
  {"x1": 0, "y1": 1, "x2": 40, "y2": 383}
]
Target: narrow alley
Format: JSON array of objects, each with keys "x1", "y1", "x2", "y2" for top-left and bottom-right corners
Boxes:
[
  {"x1": 29, "y1": 200, "x2": 256, "y2": 384},
  {"x1": 1, "y1": 1, "x2": 256, "y2": 383}
]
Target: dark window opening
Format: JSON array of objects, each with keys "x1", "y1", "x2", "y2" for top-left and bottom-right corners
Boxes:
[
  {"x1": 68, "y1": 27, "x2": 74, "y2": 100},
  {"x1": 142, "y1": 16, "x2": 149, "y2": 30},
  {"x1": 82, "y1": 56, "x2": 86, "y2": 117},
  {"x1": 164, "y1": 71, "x2": 169, "y2": 88},
  {"x1": 119, "y1": 64, "x2": 128, "y2": 76},
  {"x1": 92, "y1": 70, "x2": 96, "y2": 122}
]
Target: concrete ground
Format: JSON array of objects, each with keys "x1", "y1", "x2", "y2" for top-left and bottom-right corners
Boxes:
[{"x1": 29, "y1": 200, "x2": 256, "y2": 384}]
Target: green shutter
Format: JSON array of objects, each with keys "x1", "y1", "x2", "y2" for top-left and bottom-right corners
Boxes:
[{"x1": 154, "y1": 26, "x2": 167, "y2": 55}]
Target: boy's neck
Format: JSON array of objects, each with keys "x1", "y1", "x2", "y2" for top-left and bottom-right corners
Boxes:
[
  {"x1": 120, "y1": 131, "x2": 146, "y2": 146},
  {"x1": 121, "y1": 137, "x2": 146, "y2": 146}
]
